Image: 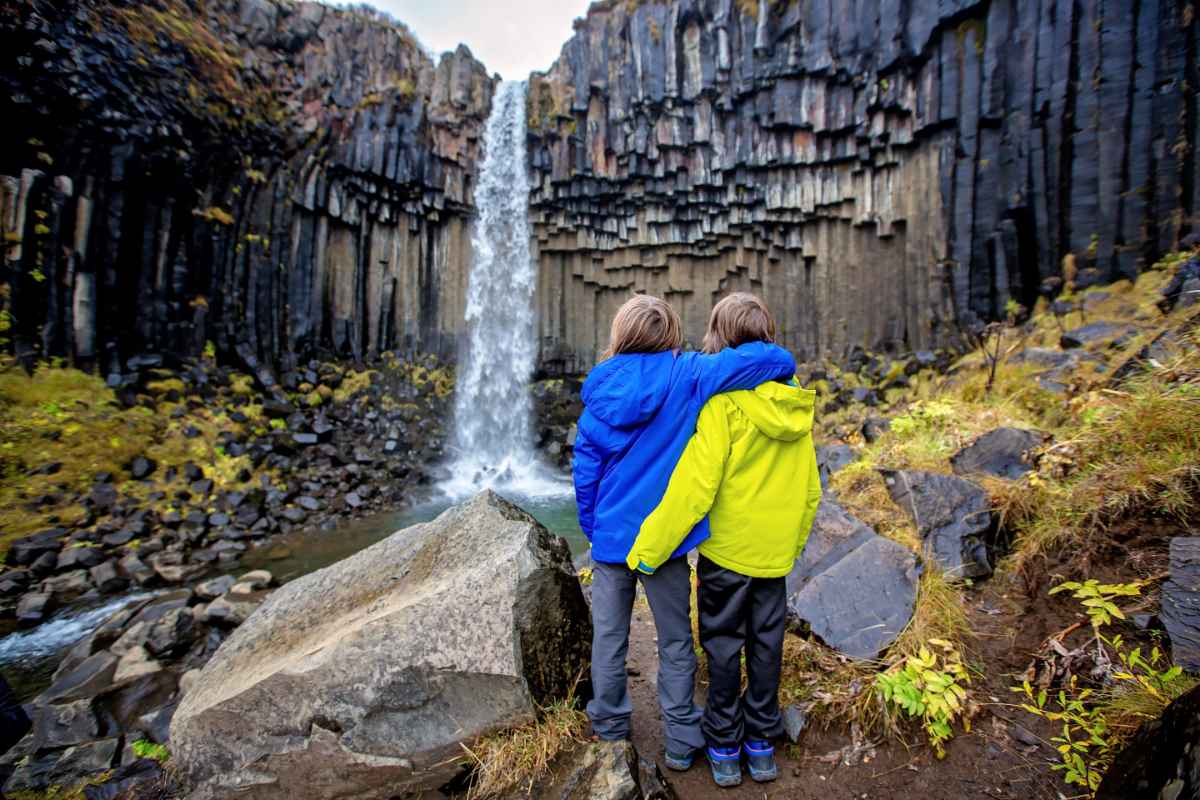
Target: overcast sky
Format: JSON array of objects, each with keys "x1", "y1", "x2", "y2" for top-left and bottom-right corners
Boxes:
[{"x1": 359, "y1": 0, "x2": 595, "y2": 80}]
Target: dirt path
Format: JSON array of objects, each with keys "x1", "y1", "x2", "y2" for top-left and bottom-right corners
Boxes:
[{"x1": 621, "y1": 589, "x2": 1063, "y2": 799}]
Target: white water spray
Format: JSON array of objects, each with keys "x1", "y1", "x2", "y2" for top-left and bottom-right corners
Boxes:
[{"x1": 442, "y1": 80, "x2": 567, "y2": 499}]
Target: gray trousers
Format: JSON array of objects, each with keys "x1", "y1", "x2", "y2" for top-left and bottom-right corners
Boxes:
[{"x1": 586, "y1": 557, "x2": 706, "y2": 754}]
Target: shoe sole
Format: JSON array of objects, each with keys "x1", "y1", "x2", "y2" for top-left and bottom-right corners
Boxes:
[
  {"x1": 663, "y1": 756, "x2": 692, "y2": 772},
  {"x1": 748, "y1": 767, "x2": 778, "y2": 783}
]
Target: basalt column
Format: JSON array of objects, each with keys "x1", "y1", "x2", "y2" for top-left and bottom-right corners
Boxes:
[
  {"x1": 526, "y1": 0, "x2": 1200, "y2": 371},
  {"x1": 0, "y1": 0, "x2": 496, "y2": 373}
]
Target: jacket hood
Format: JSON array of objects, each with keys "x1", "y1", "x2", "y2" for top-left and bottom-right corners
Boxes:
[
  {"x1": 730, "y1": 381, "x2": 816, "y2": 441},
  {"x1": 581, "y1": 351, "x2": 675, "y2": 429}
]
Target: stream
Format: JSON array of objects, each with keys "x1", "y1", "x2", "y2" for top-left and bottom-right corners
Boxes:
[{"x1": 0, "y1": 489, "x2": 585, "y2": 703}]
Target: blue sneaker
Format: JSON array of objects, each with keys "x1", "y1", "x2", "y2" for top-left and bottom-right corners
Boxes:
[
  {"x1": 706, "y1": 746, "x2": 742, "y2": 787},
  {"x1": 744, "y1": 740, "x2": 778, "y2": 782},
  {"x1": 663, "y1": 747, "x2": 694, "y2": 771}
]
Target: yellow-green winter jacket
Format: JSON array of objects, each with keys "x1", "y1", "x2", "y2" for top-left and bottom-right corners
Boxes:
[{"x1": 626, "y1": 380, "x2": 822, "y2": 578}]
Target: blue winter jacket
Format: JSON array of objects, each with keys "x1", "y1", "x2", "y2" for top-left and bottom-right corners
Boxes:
[{"x1": 573, "y1": 342, "x2": 797, "y2": 564}]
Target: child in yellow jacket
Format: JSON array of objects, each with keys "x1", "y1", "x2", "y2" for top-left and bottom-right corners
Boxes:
[{"x1": 626, "y1": 293, "x2": 822, "y2": 788}]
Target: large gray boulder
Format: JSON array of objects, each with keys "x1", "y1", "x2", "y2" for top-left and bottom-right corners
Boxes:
[
  {"x1": 786, "y1": 499, "x2": 921, "y2": 660},
  {"x1": 170, "y1": 491, "x2": 592, "y2": 800},
  {"x1": 1160, "y1": 537, "x2": 1200, "y2": 671},
  {"x1": 881, "y1": 470, "x2": 995, "y2": 579}
]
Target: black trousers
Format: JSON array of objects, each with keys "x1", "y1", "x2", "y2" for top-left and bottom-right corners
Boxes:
[{"x1": 697, "y1": 555, "x2": 787, "y2": 748}]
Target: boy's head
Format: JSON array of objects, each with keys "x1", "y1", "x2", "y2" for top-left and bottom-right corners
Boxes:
[
  {"x1": 702, "y1": 292, "x2": 776, "y2": 353},
  {"x1": 603, "y1": 294, "x2": 683, "y2": 359}
]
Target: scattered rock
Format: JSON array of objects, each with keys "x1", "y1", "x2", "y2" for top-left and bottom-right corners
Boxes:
[
  {"x1": 1060, "y1": 321, "x2": 1135, "y2": 349},
  {"x1": 782, "y1": 704, "x2": 809, "y2": 743},
  {"x1": 171, "y1": 491, "x2": 592, "y2": 800},
  {"x1": 1160, "y1": 537, "x2": 1200, "y2": 671},
  {"x1": 786, "y1": 499, "x2": 920, "y2": 659},
  {"x1": 195, "y1": 575, "x2": 236, "y2": 600},
  {"x1": 950, "y1": 427, "x2": 1046, "y2": 479},
  {"x1": 89, "y1": 561, "x2": 127, "y2": 594},
  {"x1": 17, "y1": 592, "x2": 51, "y2": 624},
  {"x1": 129, "y1": 456, "x2": 157, "y2": 480},
  {"x1": 882, "y1": 469, "x2": 995, "y2": 578},
  {"x1": 861, "y1": 416, "x2": 891, "y2": 443},
  {"x1": 816, "y1": 444, "x2": 858, "y2": 488}
]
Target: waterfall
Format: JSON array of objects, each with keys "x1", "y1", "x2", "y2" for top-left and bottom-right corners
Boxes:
[{"x1": 442, "y1": 81, "x2": 565, "y2": 499}]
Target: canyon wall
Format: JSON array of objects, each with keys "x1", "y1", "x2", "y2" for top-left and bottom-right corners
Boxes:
[
  {"x1": 0, "y1": 0, "x2": 493, "y2": 374},
  {"x1": 528, "y1": 0, "x2": 1200, "y2": 370}
]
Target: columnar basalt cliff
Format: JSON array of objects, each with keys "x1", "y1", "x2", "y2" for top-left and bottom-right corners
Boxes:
[
  {"x1": 527, "y1": 0, "x2": 1200, "y2": 370},
  {"x1": 0, "y1": 0, "x2": 493, "y2": 374}
]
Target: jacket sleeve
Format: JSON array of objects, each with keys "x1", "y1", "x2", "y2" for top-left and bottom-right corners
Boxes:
[
  {"x1": 626, "y1": 400, "x2": 731, "y2": 573},
  {"x1": 691, "y1": 342, "x2": 797, "y2": 402},
  {"x1": 795, "y1": 436, "x2": 822, "y2": 559},
  {"x1": 572, "y1": 414, "x2": 603, "y2": 542}
]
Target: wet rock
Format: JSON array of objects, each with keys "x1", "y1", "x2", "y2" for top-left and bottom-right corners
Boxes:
[
  {"x1": 0, "y1": 569, "x2": 29, "y2": 596},
  {"x1": 58, "y1": 546, "x2": 106, "y2": 571},
  {"x1": 17, "y1": 591, "x2": 51, "y2": 624},
  {"x1": 235, "y1": 570, "x2": 272, "y2": 591},
  {"x1": 42, "y1": 569, "x2": 93, "y2": 601},
  {"x1": 881, "y1": 470, "x2": 995, "y2": 579},
  {"x1": 1160, "y1": 537, "x2": 1200, "y2": 671},
  {"x1": 41, "y1": 651, "x2": 119, "y2": 704},
  {"x1": 198, "y1": 594, "x2": 262, "y2": 626},
  {"x1": 786, "y1": 499, "x2": 920, "y2": 659},
  {"x1": 145, "y1": 607, "x2": 197, "y2": 658},
  {"x1": 30, "y1": 699, "x2": 100, "y2": 749},
  {"x1": 8, "y1": 529, "x2": 64, "y2": 566},
  {"x1": 1097, "y1": 684, "x2": 1200, "y2": 800},
  {"x1": 119, "y1": 554, "x2": 156, "y2": 587},
  {"x1": 950, "y1": 428, "x2": 1046, "y2": 480},
  {"x1": 89, "y1": 561, "x2": 127, "y2": 594},
  {"x1": 30, "y1": 551, "x2": 59, "y2": 577},
  {"x1": 195, "y1": 575, "x2": 236, "y2": 600},
  {"x1": 171, "y1": 491, "x2": 592, "y2": 800}
]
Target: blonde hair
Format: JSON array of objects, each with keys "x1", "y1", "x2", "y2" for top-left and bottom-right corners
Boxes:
[
  {"x1": 601, "y1": 295, "x2": 683, "y2": 359},
  {"x1": 701, "y1": 292, "x2": 776, "y2": 353}
]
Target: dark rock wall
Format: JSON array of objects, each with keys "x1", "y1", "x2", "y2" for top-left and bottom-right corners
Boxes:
[
  {"x1": 0, "y1": 0, "x2": 494, "y2": 374},
  {"x1": 527, "y1": 0, "x2": 1200, "y2": 370}
]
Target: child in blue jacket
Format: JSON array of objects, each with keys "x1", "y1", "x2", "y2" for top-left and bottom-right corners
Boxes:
[{"x1": 573, "y1": 294, "x2": 796, "y2": 769}]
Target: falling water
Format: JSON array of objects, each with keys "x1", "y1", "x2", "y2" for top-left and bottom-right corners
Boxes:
[{"x1": 442, "y1": 81, "x2": 567, "y2": 499}]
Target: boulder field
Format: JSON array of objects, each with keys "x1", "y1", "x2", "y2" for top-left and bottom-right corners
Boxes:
[{"x1": 170, "y1": 491, "x2": 591, "y2": 800}]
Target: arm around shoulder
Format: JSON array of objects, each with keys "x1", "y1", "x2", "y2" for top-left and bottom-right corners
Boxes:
[
  {"x1": 690, "y1": 342, "x2": 798, "y2": 401},
  {"x1": 626, "y1": 399, "x2": 731, "y2": 572}
]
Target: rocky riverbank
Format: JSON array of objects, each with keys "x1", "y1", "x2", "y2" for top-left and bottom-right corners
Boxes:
[{"x1": 0, "y1": 350, "x2": 454, "y2": 634}]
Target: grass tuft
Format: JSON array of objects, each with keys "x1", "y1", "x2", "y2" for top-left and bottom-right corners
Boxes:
[{"x1": 461, "y1": 683, "x2": 588, "y2": 799}]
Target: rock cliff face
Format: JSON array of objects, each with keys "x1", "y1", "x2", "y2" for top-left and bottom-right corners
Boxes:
[
  {"x1": 0, "y1": 0, "x2": 493, "y2": 373},
  {"x1": 527, "y1": 0, "x2": 1200, "y2": 369}
]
